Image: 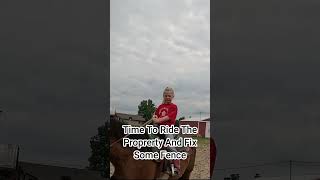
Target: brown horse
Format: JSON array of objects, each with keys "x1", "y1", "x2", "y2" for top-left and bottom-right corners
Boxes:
[{"x1": 109, "y1": 117, "x2": 197, "y2": 180}]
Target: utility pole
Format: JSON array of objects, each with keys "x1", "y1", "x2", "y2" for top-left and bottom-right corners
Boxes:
[
  {"x1": 289, "y1": 160, "x2": 292, "y2": 180},
  {"x1": 200, "y1": 112, "x2": 202, "y2": 121}
]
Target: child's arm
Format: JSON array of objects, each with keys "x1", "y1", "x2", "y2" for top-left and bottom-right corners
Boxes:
[
  {"x1": 156, "y1": 116, "x2": 170, "y2": 123},
  {"x1": 156, "y1": 105, "x2": 178, "y2": 123}
]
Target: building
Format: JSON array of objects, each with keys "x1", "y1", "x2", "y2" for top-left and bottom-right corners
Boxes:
[
  {"x1": 19, "y1": 162, "x2": 105, "y2": 180},
  {"x1": 111, "y1": 112, "x2": 146, "y2": 126},
  {"x1": 0, "y1": 144, "x2": 106, "y2": 180},
  {"x1": 179, "y1": 117, "x2": 210, "y2": 138}
]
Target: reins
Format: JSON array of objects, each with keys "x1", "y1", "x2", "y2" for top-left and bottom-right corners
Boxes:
[{"x1": 110, "y1": 118, "x2": 154, "y2": 147}]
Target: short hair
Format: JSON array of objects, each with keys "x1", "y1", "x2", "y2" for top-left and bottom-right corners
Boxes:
[
  {"x1": 162, "y1": 87, "x2": 175, "y2": 103},
  {"x1": 163, "y1": 87, "x2": 174, "y2": 96}
]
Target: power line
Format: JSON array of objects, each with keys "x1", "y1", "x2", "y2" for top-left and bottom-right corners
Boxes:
[
  {"x1": 215, "y1": 160, "x2": 320, "y2": 171},
  {"x1": 288, "y1": 160, "x2": 320, "y2": 167},
  {"x1": 215, "y1": 161, "x2": 287, "y2": 171},
  {"x1": 293, "y1": 160, "x2": 320, "y2": 164},
  {"x1": 290, "y1": 160, "x2": 292, "y2": 180},
  {"x1": 190, "y1": 111, "x2": 210, "y2": 115}
]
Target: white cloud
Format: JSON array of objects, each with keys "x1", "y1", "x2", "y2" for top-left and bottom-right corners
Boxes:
[{"x1": 111, "y1": 0, "x2": 210, "y2": 119}]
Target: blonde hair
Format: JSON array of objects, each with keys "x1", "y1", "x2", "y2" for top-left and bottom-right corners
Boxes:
[{"x1": 162, "y1": 87, "x2": 175, "y2": 103}]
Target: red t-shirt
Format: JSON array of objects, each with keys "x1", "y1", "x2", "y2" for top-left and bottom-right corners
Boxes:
[{"x1": 155, "y1": 103, "x2": 178, "y2": 126}]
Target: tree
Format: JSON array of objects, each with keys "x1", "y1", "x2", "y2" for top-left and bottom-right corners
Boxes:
[
  {"x1": 88, "y1": 123, "x2": 108, "y2": 177},
  {"x1": 138, "y1": 99, "x2": 156, "y2": 121},
  {"x1": 254, "y1": 173, "x2": 261, "y2": 178},
  {"x1": 178, "y1": 116, "x2": 185, "y2": 121},
  {"x1": 175, "y1": 116, "x2": 185, "y2": 126}
]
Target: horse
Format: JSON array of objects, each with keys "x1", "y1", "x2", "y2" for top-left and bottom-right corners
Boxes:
[{"x1": 109, "y1": 116, "x2": 197, "y2": 180}]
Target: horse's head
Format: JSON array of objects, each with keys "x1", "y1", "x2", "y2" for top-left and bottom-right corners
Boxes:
[
  {"x1": 109, "y1": 116, "x2": 150, "y2": 146},
  {"x1": 109, "y1": 116, "x2": 159, "y2": 179}
]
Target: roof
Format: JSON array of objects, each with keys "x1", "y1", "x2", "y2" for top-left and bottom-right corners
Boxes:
[
  {"x1": 180, "y1": 116, "x2": 210, "y2": 122},
  {"x1": 202, "y1": 118, "x2": 211, "y2": 121},
  {"x1": 114, "y1": 113, "x2": 146, "y2": 121}
]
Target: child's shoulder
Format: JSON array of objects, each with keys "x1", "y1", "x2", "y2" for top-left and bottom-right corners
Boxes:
[
  {"x1": 170, "y1": 103, "x2": 177, "y2": 107},
  {"x1": 158, "y1": 103, "x2": 177, "y2": 108},
  {"x1": 167, "y1": 103, "x2": 178, "y2": 108}
]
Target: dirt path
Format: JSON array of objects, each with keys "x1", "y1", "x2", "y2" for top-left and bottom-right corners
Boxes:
[
  {"x1": 190, "y1": 138, "x2": 210, "y2": 179},
  {"x1": 110, "y1": 138, "x2": 210, "y2": 179}
]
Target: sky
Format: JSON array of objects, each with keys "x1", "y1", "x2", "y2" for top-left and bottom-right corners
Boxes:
[
  {"x1": 110, "y1": 0, "x2": 210, "y2": 120},
  {"x1": 0, "y1": 0, "x2": 106, "y2": 168},
  {"x1": 2, "y1": 0, "x2": 320, "y2": 179},
  {"x1": 212, "y1": 0, "x2": 320, "y2": 179}
]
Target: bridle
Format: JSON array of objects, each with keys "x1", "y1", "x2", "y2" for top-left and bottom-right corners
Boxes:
[{"x1": 110, "y1": 118, "x2": 154, "y2": 147}]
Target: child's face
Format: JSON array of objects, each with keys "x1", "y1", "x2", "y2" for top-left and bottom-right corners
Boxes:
[{"x1": 163, "y1": 91, "x2": 174, "y2": 104}]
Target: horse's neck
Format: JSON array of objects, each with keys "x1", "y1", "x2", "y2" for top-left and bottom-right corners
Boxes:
[
  {"x1": 110, "y1": 142, "x2": 131, "y2": 157},
  {"x1": 110, "y1": 143, "x2": 160, "y2": 180}
]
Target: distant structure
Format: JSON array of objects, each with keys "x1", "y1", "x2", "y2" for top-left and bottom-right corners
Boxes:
[
  {"x1": 0, "y1": 144, "x2": 106, "y2": 180},
  {"x1": 257, "y1": 175, "x2": 320, "y2": 180},
  {"x1": 224, "y1": 174, "x2": 240, "y2": 180},
  {"x1": 111, "y1": 112, "x2": 146, "y2": 126},
  {"x1": 0, "y1": 144, "x2": 19, "y2": 179},
  {"x1": 19, "y1": 162, "x2": 105, "y2": 180},
  {"x1": 180, "y1": 117, "x2": 210, "y2": 138}
]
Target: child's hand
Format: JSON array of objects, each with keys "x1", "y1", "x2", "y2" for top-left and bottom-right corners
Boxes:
[{"x1": 152, "y1": 116, "x2": 159, "y2": 124}]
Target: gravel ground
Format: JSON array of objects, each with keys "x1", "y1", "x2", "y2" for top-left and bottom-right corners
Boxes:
[
  {"x1": 190, "y1": 138, "x2": 210, "y2": 179},
  {"x1": 110, "y1": 137, "x2": 210, "y2": 179}
]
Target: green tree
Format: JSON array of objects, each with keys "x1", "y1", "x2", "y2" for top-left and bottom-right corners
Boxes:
[
  {"x1": 178, "y1": 116, "x2": 185, "y2": 121},
  {"x1": 88, "y1": 123, "x2": 108, "y2": 177},
  {"x1": 138, "y1": 99, "x2": 156, "y2": 121},
  {"x1": 175, "y1": 116, "x2": 185, "y2": 126}
]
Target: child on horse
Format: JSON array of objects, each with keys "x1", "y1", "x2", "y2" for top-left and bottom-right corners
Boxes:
[{"x1": 152, "y1": 87, "x2": 180, "y2": 176}]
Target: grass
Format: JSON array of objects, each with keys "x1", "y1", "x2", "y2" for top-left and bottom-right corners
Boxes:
[{"x1": 194, "y1": 137, "x2": 210, "y2": 146}]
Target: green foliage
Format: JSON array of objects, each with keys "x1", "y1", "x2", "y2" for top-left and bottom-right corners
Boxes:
[
  {"x1": 174, "y1": 120, "x2": 179, "y2": 127},
  {"x1": 175, "y1": 116, "x2": 185, "y2": 127},
  {"x1": 138, "y1": 99, "x2": 156, "y2": 120},
  {"x1": 178, "y1": 116, "x2": 185, "y2": 121},
  {"x1": 88, "y1": 124, "x2": 108, "y2": 177}
]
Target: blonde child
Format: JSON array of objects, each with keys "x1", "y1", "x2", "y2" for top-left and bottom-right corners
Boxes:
[{"x1": 152, "y1": 87, "x2": 180, "y2": 176}]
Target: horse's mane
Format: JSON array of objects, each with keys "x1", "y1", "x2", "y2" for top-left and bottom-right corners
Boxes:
[{"x1": 109, "y1": 116, "x2": 152, "y2": 152}]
